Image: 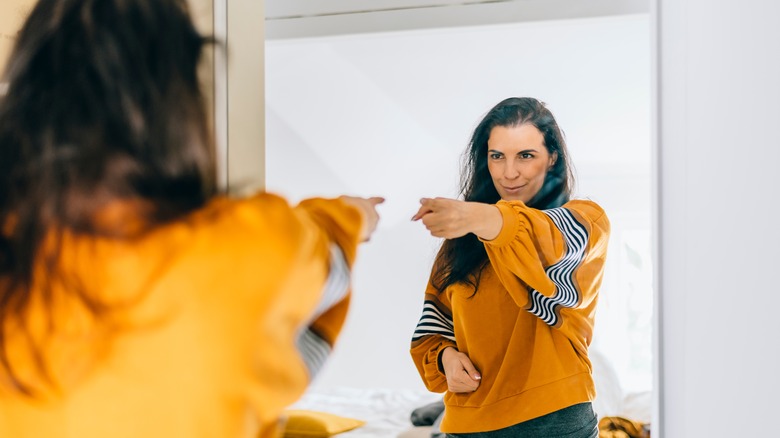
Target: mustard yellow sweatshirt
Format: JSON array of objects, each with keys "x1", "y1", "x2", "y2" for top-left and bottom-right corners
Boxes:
[
  {"x1": 0, "y1": 193, "x2": 364, "y2": 438},
  {"x1": 410, "y1": 199, "x2": 610, "y2": 433}
]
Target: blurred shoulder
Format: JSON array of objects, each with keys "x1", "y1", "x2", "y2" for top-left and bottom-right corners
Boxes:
[
  {"x1": 186, "y1": 191, "x2": 315, "y2": 253},
  {"x1": 198, "y1": 191, "x2": 299, "y2": 228}
]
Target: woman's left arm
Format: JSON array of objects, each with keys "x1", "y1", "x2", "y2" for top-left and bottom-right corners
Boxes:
[
  {"x1": 412, "y1": 197, "x2": 503, "y2": 240},
  {"x1": 482, "y1": 200, "x2": 611, "y2": 329},
  {"x1": 412, "y1": 197, "x2": 610, "y2": 330}
]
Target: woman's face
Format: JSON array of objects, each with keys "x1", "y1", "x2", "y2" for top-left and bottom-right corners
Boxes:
[{"x1": 486, "y1": 124, "x2": 557, "y2": 203}]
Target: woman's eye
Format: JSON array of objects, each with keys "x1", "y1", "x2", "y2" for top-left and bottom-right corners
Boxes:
[
  {"x1": 520, "y1": 153, "x2": 534, "y2": 159},
  {"x1": 489, "y1": 153, "x2": 502, "y2": 160}
]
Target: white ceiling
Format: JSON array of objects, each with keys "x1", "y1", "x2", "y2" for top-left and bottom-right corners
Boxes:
[
  {"x1": 266, "y1": 0, "x2": 496, "y2": 18},
  {"x1": 265, "y1": 0, "x2": 650, "y2": 39}
]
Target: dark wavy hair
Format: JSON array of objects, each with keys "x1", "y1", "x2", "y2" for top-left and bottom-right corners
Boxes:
[
  {"x1": 431, "y1": 97, "x2": 574, "y2": 294},
  {"x1": 0, "y1": 0, "x2": 216, "y2": 394}
]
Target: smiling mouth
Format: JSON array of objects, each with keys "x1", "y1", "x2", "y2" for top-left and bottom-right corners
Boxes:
[{"x1": 502, "y1": 185, "x2": 525, "y2": 191}]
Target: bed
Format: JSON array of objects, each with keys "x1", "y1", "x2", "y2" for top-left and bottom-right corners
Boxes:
[
  {"x1": 287, "y1": 386, "x2": 442, "y2": 437},
  {"x1": 286, "y1": 349, "x2": 652, "y2": 437}
]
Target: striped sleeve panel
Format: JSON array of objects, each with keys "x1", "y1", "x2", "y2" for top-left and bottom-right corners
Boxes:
[
  {"x1": 296, "y1": 243, "x2": 350, "y2": 377},
  {"x1": 412, "y1": 298, "x2": 455, "y2": 343},
  {"x1": 527, "y1": 207, "x2": 589, "y2": 327}
]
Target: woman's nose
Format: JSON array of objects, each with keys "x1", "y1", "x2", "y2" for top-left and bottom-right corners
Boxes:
[{"x1": 503, "y1": 162, "x2": 520, "y2": 179}]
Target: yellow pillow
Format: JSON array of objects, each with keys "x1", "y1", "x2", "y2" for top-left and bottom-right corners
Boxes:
[{"x1": 281, "y1": 409, "x2": 366, "y2": 438}]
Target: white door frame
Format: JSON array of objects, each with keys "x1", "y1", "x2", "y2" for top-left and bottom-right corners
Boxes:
[{"x1": 214, "y1": 0, "x2": 265, "y2": 194}]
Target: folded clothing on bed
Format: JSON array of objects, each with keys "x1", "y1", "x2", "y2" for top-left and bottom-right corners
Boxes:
[
  {"x1": 410, "y1": 400, "x2": 445, "y2": 426},
  {"x1": 280, "y1": 409, "x2": 365, "y2": 438}
]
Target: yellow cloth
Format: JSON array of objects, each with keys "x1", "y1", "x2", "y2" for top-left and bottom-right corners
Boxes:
[
  {"x1": 411, "y1": 200, "x2": 610, "y2": 433},
  {"x1": 280, "y1": 410, "x2": 365, "y2": 438},
  {"x1": 0, "y1": 193, "x2": 364, "y2": 438},
  {"x1": 598, "y1": 416, "x2": 650, "y2": 438}
]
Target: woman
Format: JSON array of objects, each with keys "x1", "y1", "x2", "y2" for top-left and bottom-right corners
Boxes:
[
  {"x1": 411, "y1": 97, "x2": 610, "y2": 437},
  {"x1": 0, "y1": 1, "x2": 381, "y2": 437}
]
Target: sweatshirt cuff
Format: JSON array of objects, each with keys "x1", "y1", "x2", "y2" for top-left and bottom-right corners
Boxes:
[
  {"x1": 480, "y1": 201, "x2": 520, "y2": 248},
  {"x1": 424, "y1": 341, "x2": 456, "y2": 389}
]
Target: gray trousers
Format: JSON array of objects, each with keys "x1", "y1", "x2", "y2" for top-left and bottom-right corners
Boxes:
[{"x1": 446, "y1": 402, "x2": 598, "y2": 438}]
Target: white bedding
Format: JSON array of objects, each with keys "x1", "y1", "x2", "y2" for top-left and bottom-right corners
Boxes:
[{"x1": 289, "y1": 387, "x2": 442, "y2": 438}]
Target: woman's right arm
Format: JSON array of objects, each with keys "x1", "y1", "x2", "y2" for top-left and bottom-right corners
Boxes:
[
  {"x1": 221, "y1": 193, "x2": 380, "y2": 427},
  {"x1": 287, "y1": 196, "x2": 382, "y2": 378},
  {"x1": 410, "y1": 288, "x2": 456, "y2": 393},
  {"x1": 410, "y1": 282, "x2": 480, "y2": 393}
]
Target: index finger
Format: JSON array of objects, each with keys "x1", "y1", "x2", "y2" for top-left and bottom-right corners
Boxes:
[
  {"x1": 411, "y1": 203, "x2": 433, "y2": 221},
  {"x1": 460, "y1": 358, "x2": 482, "y2": 381}
]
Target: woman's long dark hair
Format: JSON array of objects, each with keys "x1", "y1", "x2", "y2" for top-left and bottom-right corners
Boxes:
[
  {"x1": 431, "y1": 97, "x2": 574, "y2": 294},
  {"x1": 0, "y1": 0, "x2": 216, "y2": 394}
]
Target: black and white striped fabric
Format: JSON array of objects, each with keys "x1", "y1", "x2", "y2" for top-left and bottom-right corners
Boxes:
[
  {"x1": 310, "y1": 244, "x2": 350, "y2": 319},
  {"x1": 296, "y1": 328, "x2": 331, "y2": 379},
  {"x1": 527, "y1": 207, "x2": 589, "y2": 327},
  {"x1": 296, "y1": 243, "x2": 350, "y2": 377},
  {"x1": 412, "y1": 299, "x2": 455, "y2": 343}
]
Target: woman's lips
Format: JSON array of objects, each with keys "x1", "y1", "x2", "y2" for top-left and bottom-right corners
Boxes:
[{"x1": 502, "y1": 185, "x2": 524, "y2": 193}]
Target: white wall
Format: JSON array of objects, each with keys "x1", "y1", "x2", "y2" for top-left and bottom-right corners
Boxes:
[
  {"x1": 265, "y1": 14, "x2": 651, "y2": 392},
  {"x1": 657, "y1": 0, "x2": 780, "y2": 436}
]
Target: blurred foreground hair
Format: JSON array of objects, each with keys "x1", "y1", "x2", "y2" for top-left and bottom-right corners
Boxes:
[{"x1": 0, "y1": 0, "x2": 217, "y2": 394}]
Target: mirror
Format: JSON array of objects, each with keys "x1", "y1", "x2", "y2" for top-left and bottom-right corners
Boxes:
[
  {"x1": 0, "y1": 0, "x2": 655, "y2": 433},
  {"x1": 264, "y1": 1, "x2": 653, "y2": 432}
]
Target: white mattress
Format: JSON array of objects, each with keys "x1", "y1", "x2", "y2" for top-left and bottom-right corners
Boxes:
[{"x1": 289, "y1": 387, "x2": 442, "y2": 438}]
